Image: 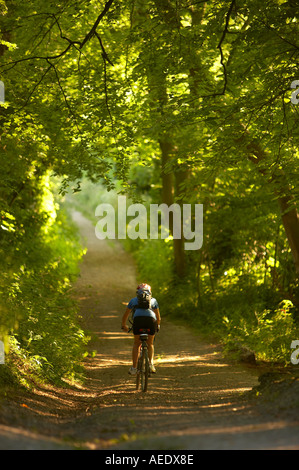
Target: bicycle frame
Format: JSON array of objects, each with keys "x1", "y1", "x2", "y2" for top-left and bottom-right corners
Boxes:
[{"x1": 136, "y1": 329, "x2": 150, "y2": 392}]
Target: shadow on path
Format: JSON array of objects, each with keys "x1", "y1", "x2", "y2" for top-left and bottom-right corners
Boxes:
[{"x1": 0, "y1": 210, "x2": 298, "y2": 450}]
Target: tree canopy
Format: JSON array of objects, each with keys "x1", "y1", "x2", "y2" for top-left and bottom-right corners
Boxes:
[{"x1": 0, "y1": 0, "x2": 298, "y2": 381}]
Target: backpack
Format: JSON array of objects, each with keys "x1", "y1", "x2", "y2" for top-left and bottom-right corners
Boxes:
[{"x1": 136, "y1": 289, "x2": 152, "y2": 310}]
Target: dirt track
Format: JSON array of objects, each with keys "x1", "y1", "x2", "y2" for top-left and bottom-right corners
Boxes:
[{"x1": 0, "y1": 211, "x2": 299, "y2": 450}]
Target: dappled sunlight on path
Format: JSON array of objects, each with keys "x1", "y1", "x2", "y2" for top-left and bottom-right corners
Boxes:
[
  {"x1": 1, "y1": 210, "x2": 298, "y2": 450},
  {"x1": 55, "y1": 211, "x2": 299, "y2": 449}
]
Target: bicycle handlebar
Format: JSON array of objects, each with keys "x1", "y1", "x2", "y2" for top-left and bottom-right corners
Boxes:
[{"x1": 121, "y1": 325, "x2": 132, "y2": 333}]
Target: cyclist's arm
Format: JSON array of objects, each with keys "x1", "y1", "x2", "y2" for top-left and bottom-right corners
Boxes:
[
  {"x1": 121, "y1": 307, "x2": 131, "y2": 332},
  {"x1": 153, "y1": 308, "x2": 161, "y2": 327}
]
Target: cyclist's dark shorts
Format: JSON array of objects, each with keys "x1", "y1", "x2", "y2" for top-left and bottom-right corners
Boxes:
[{"x1": 133, "y1": 316, "x2": 157, "y2": 336}]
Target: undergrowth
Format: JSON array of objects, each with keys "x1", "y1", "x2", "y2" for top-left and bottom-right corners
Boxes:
[
  {"x1": 124, "y1": 236, "x2": 299, "y2": 366},
  {"x1": 0, "y1": 205, "x2": 89, "y2": 390}
]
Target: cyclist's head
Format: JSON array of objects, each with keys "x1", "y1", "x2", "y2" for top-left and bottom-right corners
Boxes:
[{"x1": 136, "y1": 283, "x2": 151, "y2": 294}]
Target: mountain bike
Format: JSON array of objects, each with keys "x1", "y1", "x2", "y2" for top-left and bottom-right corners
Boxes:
[{"x1": 136, "y1": 328, "x2": 150, "y2": 392}]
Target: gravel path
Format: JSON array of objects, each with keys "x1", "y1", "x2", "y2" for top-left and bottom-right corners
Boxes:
[{"x1": 0, "y1": 211, "x2": 298, "y2": 450}]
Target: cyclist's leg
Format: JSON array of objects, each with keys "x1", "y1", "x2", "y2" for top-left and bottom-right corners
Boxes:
[
  {"x1": 132, "y1": 334, "x2": 141, "y2": 368},
  {"x1": 146, "y1": 317, "x2": 157, "y2": 371},
  {"x1": 131, "y1": 316, "x2": 143, "y2": 370},
  {"x1": 146, "y1": 334, "x2": 155, "y2": 364},
  {"x1": 131, "y1": 315, "x2": 156, "y2": 371}
]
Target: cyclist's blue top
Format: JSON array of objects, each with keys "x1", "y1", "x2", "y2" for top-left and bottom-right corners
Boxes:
[{"x1": 128, "y1": 297, "x2": 159, "y2": 319}]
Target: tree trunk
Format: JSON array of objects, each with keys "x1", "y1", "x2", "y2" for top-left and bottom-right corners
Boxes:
[
  {"x1": 174, "y1": 166, "x2": 189, "y2": 278},
  {"x1": 159, "y1": 138, "x2": 185, "y2": 277},
  {"x1": 135, "y1": 0, "x2": 186, "y2": 278},
  {"x1": 159, "y1": 139, "x2": 174, "y2": 208},
  {"x1": 245, "y1": 138, "x2": 299, "y2": 278},
  {"x1": 277, "y1": 195, "x2": 299, "y2": 276}
]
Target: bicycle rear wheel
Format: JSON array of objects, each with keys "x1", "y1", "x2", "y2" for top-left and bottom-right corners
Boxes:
[
  {"x1": 141, "y1": 349, "x2": 149, "y2": 392},
  {"x1": 136, "y1": 349, "x2": 149, "y2": 392},
  {"x1": 136, "y1": 355, "x2": 142, "y2": 391}
]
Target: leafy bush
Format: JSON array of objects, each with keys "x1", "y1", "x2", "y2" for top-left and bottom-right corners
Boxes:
[
  {"x1": 222, "y1": 300, "x2": 299, "y2": 364},
  {"x1": 0, "y1": 195, "x2": 89, "y2": 386}
]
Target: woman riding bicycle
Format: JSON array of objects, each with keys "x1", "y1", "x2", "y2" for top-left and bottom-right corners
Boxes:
[{"x1": 121, "y1": 283, "x2": 161, "y2": 375}]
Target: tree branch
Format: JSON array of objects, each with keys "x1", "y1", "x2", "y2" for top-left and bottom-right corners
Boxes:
[
  {"x1": 0, "y1": 43, "x2": 74, "y2": 72},
  {"x1": 95, "y1": 31, "x2": 114, "y2": 66},
  {"x1": 0, "y1": 0, "x2": 115, "y2": 71},
  {"x1": 217, "y1": 0, "x2": 236, "y2": 95},
  {"x1": 46, "y1": 59, "x2": 75, "y2": 119},
  {"x1": 18, "y1": 64, "x2": 53, "y2": 110},
  {"x1": 95, "y1": 31, "x2": 114, "y2": 129},
  {"x1": 80, "y1": 0, "x2": 114, "y2": 49}
]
